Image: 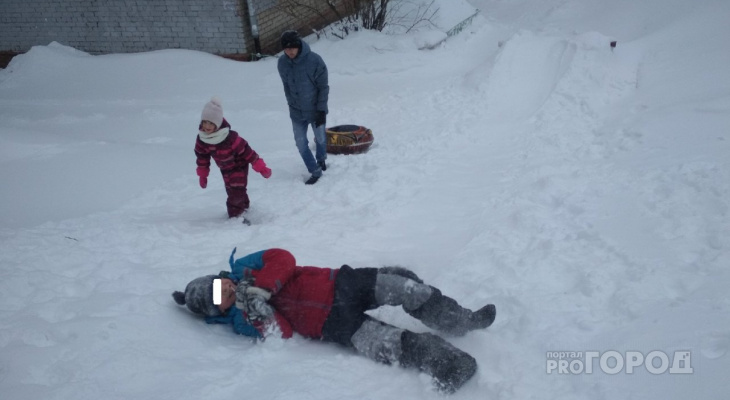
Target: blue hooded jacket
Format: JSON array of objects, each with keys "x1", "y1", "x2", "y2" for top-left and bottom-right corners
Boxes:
[
  {"x1": 203, "y1": 248, "x2": 267, "y2": 339},
  {"x1": 277, "y1": 41, "x2": 329, "y2": 123}
]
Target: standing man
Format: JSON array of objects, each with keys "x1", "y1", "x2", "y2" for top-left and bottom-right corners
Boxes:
[{"x1": 277, "y1": 30, "x2": 329, "y2": 185}]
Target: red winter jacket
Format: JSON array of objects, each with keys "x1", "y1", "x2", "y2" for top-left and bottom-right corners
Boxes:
[
  {"x1": 247, "y1": 249, "x2": 338, "y2": 339},
  {"x1": 194, "y1": 118, "x2": 259, "y2": 187}
]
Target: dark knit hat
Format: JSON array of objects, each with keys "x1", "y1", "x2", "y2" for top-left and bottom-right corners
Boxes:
[
  {"x1": 172, "y1": 275, "x2": 221, "y2": 317},
  {"x1": 280, "y1": 30, "x2": 302, "y2": 50}
]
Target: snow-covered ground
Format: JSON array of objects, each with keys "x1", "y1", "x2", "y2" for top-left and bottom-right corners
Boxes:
[{"x1": 1, "y1": 0, "x2": 729, "y2": 398}]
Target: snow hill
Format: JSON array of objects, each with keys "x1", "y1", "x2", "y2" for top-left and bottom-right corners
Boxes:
[{"x1": 1, "y1": 0, "x2": 728, "y2": 399}]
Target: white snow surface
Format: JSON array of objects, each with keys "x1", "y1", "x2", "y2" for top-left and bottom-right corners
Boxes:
[{"x1": 1, "y1": 0, "x2": 729, "y2": 398}]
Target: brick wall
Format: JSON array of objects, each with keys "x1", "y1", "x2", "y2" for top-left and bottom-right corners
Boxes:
[
  {"x1": 254, "y1": 0, "x2": 351, "y2": 54},
  {"x1": 0, "y1": 0, "x2": 249, "y2": 55},
  {"x1": 0, "y1": 0, "x2": 362, "y2": 64}
]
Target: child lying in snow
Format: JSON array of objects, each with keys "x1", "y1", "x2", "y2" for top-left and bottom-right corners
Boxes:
[{"x1": 172, "y1": 248, "x2": 496, "y2": 393}]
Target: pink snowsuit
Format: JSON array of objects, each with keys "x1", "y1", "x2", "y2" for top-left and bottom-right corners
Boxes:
[{"x1": 194, "y1": 118, "x2": 260, "y2": 217}]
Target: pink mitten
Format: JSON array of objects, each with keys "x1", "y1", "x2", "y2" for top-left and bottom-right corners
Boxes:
[
  {"x1": 197, "y1": 167, "x2": 209, "y2": 188},
  {"x1": 252, "y1": 158, "x2": 272, "y2": 179}
]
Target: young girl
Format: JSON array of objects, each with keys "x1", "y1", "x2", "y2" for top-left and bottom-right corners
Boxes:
[{"x1": 194, "y1": 97, "x2": 271, "y2": 222}]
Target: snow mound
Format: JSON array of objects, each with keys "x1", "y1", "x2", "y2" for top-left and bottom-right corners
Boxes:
[{"x1": 466, "y1": 30, "x2": 636, "y2": 122}]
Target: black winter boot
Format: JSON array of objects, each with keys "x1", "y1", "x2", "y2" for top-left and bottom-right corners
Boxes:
[
  {"x1": 406, "y1": 287, "x2": 496, "y2": 336},
  {"x1": 470, "y1": 304, "x2": 497, "y2": 330},
  {"x1": 399, "y1": 331, "x2": 477, "y2": 393}
]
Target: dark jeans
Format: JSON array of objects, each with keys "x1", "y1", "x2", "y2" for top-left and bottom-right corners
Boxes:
[{"x1": 291, "y1": 118, "x2": 327, "y2": 176}]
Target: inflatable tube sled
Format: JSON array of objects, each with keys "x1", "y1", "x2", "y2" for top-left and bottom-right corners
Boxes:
[{"x1": 326, "y1": 125, "x2": 374, "y2": 155}]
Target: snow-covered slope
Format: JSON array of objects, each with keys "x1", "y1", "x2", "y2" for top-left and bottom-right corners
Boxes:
[{"x1": 1, "y1": 0, "x2": 728, "y2": 398}]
